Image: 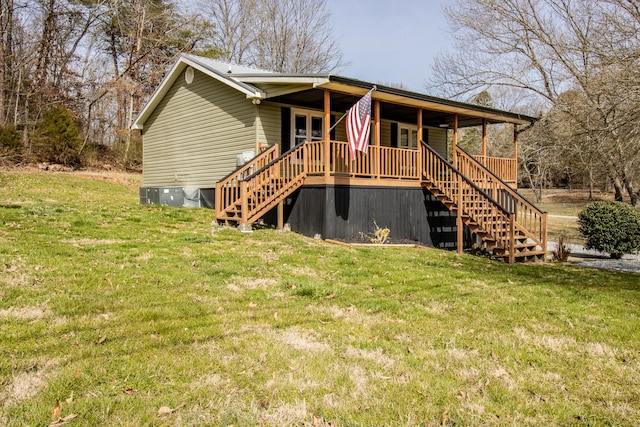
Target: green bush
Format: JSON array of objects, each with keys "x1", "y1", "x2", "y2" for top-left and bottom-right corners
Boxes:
[
  {"x1": 578, "y1": 201, "x2": 640, "y2": 259},
  {"x1": 32, "y1": 106, "x2": 81, "y2": 166},
  {"x1": 0, "y1": 126, "x2": 21, "y2": 151}
]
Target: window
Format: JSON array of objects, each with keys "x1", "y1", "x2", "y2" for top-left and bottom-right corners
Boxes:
[
  {"x1": 292, "y1": 109, "x2": 324, "y2": 146},
  {"x1": 399, "y1": 125, "x2": 418, "y2": 149}
]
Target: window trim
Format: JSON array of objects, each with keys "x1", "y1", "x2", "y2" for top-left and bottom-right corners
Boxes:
[{"x1": 291, "y1": 108, "x2": 325, "y2": 147}]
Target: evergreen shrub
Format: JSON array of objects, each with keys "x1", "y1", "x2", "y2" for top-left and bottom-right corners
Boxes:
[{"x1": 578, "y1": 201, "x2": 640, "y2": 259}]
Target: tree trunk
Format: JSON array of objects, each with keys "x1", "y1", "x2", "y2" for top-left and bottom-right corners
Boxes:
[
  {"x1": 613, "y1": 177, "x2": 624, "y2": 202},
  {"x1": 36, "y1": 0, "x2": 56, "y2": 89},
  {"x1": 624, "y1": 178, "x2": 638, "y2": 206},
  {"x1": 0, "y1": 0, "x2": 14, "y2": 127}
]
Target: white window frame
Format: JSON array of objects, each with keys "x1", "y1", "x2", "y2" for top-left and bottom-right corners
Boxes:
[
  {"x1": 291, "y1": 108, "x2": 324, "y2": 147},
  {"x1": 398, "y1": 124, "x2": 418, "y2": 149}
]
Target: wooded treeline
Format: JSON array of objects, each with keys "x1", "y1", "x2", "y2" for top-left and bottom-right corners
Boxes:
[
  {"x1": 432, "y1": 0, "x2": 640, "y2": 205},
  {"x1": 0, "y1": 0, "x2": 342, "y2": 169}
]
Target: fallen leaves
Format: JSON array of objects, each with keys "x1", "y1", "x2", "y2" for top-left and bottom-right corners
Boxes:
[
  {"x1": 49, "y1": 400, "x2": 78, "y2": 427},
  {"x1": 95, "y1": 336, "x2": 107, "y2": 345},
  {"x1": 157, "y1": 402, "x2": 186, "y2": 416},
  {"x1": 51, "y1": 400, "x2": 62, "y2": 419},
  {"x1": 441, "y1": 407, "x2": 450, "y2": 426},
  {"x1": 48, "y1": 414, "x2": 78, "y2": 427}
]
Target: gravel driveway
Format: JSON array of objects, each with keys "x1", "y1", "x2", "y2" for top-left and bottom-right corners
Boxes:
[{"x1": 549, "y1": 242, "x2": 640, "y2": 274}]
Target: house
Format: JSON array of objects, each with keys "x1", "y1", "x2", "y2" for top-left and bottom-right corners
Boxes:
[{"x1": 132, "y1": 54, "x2": 547, "y2": 262}]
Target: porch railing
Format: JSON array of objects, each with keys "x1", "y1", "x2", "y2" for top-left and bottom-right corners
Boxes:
[
  {"x1": 472, "y1": 155, "x2": 517, "y2": 186},
  {"x1": 456, "y1": 146, "x2": 547, "y2": 253},
  {"x1": 305, "y1": 140, "x2": 420, "y2": 179}
]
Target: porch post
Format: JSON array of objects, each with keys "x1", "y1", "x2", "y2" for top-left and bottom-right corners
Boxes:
[
  {"x1": 513, "y1": 124, "x2": 518, "y2": 186},
  {"x1": 452, "y1": 114, "x2": 459, "y2": 165},
  {"x1": 417, "y1": 108, "x2": 423, "y2": 178},
  {"x1": 324, "y1": 89, "x2": 331, "y2": 178},
  {"x1": 453, "y1": 114, "x2": 463, "y2": 254},
  {"x1": 375, "y1": 99, "x2": 381, "y2": 180},
  {"x1": 374, "y1": 99, "x2": 381, "y2": 146},
  {"x1": 482, "y1": 119, "x2": 487, "y2": 157}
]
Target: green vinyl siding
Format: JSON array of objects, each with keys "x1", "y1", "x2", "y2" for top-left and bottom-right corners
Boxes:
[
  {"x1": 427, "y1": 127, "x2": 448, "y2": 158},
  {"x1": 142, "y1": 68, "x2": 256, "y2": 188},
  {"x1": 380, "y1": 121, "x2": 393, "y2": 147},
  {"x1": 333, "y1": 115, "x2": 347, "y2": 142},
  {"x1": 256, "y1": 103, "x2": 281, "y2": 147}
]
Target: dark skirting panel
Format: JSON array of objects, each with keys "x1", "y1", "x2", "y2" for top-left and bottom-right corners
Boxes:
[{"x1": 278, "y1": 184, "x2": 468, "y2": 249}]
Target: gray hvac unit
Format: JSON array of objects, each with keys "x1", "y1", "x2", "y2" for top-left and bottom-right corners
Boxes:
[
  {"x1": 140, "y1": 187, "x2": 160, "y2": 205},
  {"x1": 160, "y1": 187, "x2": 184, "y2": 207}
]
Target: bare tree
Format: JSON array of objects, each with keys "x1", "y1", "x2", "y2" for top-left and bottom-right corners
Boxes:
[
  {"x1": 200, "y1": 0, "x2": 344, "y2": 73},
  {"x1": 430, "y1": 0, "x2": 640, "y2": 204}
]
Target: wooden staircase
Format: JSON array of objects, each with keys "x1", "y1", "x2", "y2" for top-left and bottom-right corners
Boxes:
[
  {"x1": 215, "y1": 143, "x2": 308, "y2": 226},
  {"x1": 421, "y1": 142, "x2": 547, "y2": 262},
  {"x1": 215, "y1": 140, "x2": 547, "y2": 263}
]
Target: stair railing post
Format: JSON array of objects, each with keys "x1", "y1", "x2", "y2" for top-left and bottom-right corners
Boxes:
[
  {"x1": 542, "y1": 211, "x2": 548, "y2": 257},
  {"x1": 215, "y1": 182, "x2": 222, "y2": 219},
  {"x1": 457, "y1": 173, "x2": 463, "y2": 254},
  {"x1": 303, "y1": 141, "x2": 309, "y2": 173},
  {"x1": 509, "y1": 213, "x2": 516, "y2": 264},
  {"x1": 241, "y1": 181, "x2": 249, "y2": 228}
]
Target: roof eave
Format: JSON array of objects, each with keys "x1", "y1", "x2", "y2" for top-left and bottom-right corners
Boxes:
[
  {"x1": 318, "y1": 76, "x2": 537, "y2": 126},
  {"x1": 131, "y1": 54, "x2": 264, "y2": 130}
]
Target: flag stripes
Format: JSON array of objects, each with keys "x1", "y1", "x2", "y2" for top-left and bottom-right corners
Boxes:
[{"x1": 346, "y1": 91, "x2": 372, "y2": 160}]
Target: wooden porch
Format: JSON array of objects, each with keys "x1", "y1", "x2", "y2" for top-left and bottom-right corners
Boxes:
[{"x1": 215, "y1": 139, "x2": 547, "y2": 263}]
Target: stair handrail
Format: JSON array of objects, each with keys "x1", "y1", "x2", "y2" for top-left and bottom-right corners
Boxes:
[
  {"x1": 215, "y1": 145, "x2": 279, "y2": 220},
  {"x1": 454, "y1": 145, "x2": 547, "y2": 249},
  {"x1": 218, "y1": 144, "x2": 279, "y2": 184},
  {"x1": 241, "y1": 142, "x2": 308, "y2": 224},
  {"x1": 421, "y1": 141, "x2": 517, "y2": 254},
  {"x1": 455, "y1": 145, "x2": 545, "y2": 214},
  {"x1": 241, "y1": 143, "x2": 304, "y2": 182},
  {"x1": 421, "y1": 141, "x2": 511, "y2": 215}
]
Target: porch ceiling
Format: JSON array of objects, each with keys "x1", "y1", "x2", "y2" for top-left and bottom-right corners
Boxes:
[{"x1": 267, "y1": 87, "x2": 533, "y2": 129}]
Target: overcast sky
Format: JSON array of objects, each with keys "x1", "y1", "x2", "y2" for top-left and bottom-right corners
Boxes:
[{"x1": 324, "y1": 0, "x2": 453, "y2": 93}]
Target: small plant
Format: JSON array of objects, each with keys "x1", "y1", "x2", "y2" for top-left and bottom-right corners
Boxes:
[
  {"x1": 360, "y1": 220, "x2": 390, "y2": 244},
  {"x1": 551, "y1": 233, "x2": 572, "y2": 262},
  {"x1": 578, "y1": 201, "x2": 640, "y2": 259}
]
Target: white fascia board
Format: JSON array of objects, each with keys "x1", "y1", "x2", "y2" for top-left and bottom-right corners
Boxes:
[
  {"x1": 236, "y1": 76, "x2": 330, "y2": 99},
  {"x1": 235, "y1": 76, "x2": 329, "y2": 86}
]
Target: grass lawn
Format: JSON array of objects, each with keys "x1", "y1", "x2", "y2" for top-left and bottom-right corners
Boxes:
[{"x1": 1, "y1": 170, "x2": 639, "y2": 426}]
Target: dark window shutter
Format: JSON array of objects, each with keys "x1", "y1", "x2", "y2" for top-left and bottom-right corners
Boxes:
[
  {"x1": 281, "y1": 107, "x2": 291, "y2": 153},
  {"x1": 390, "y1": 122, "x2": 398, "y2": 148}
]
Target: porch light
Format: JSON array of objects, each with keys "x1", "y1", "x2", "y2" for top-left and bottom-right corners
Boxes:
[{"x1": 439, "y1": 123, "x2": 450, "y2": 128}]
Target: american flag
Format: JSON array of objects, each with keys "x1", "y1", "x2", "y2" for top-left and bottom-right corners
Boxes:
[{"x1": 346, "y1": 91, "x2": 372, "y2": 160}]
